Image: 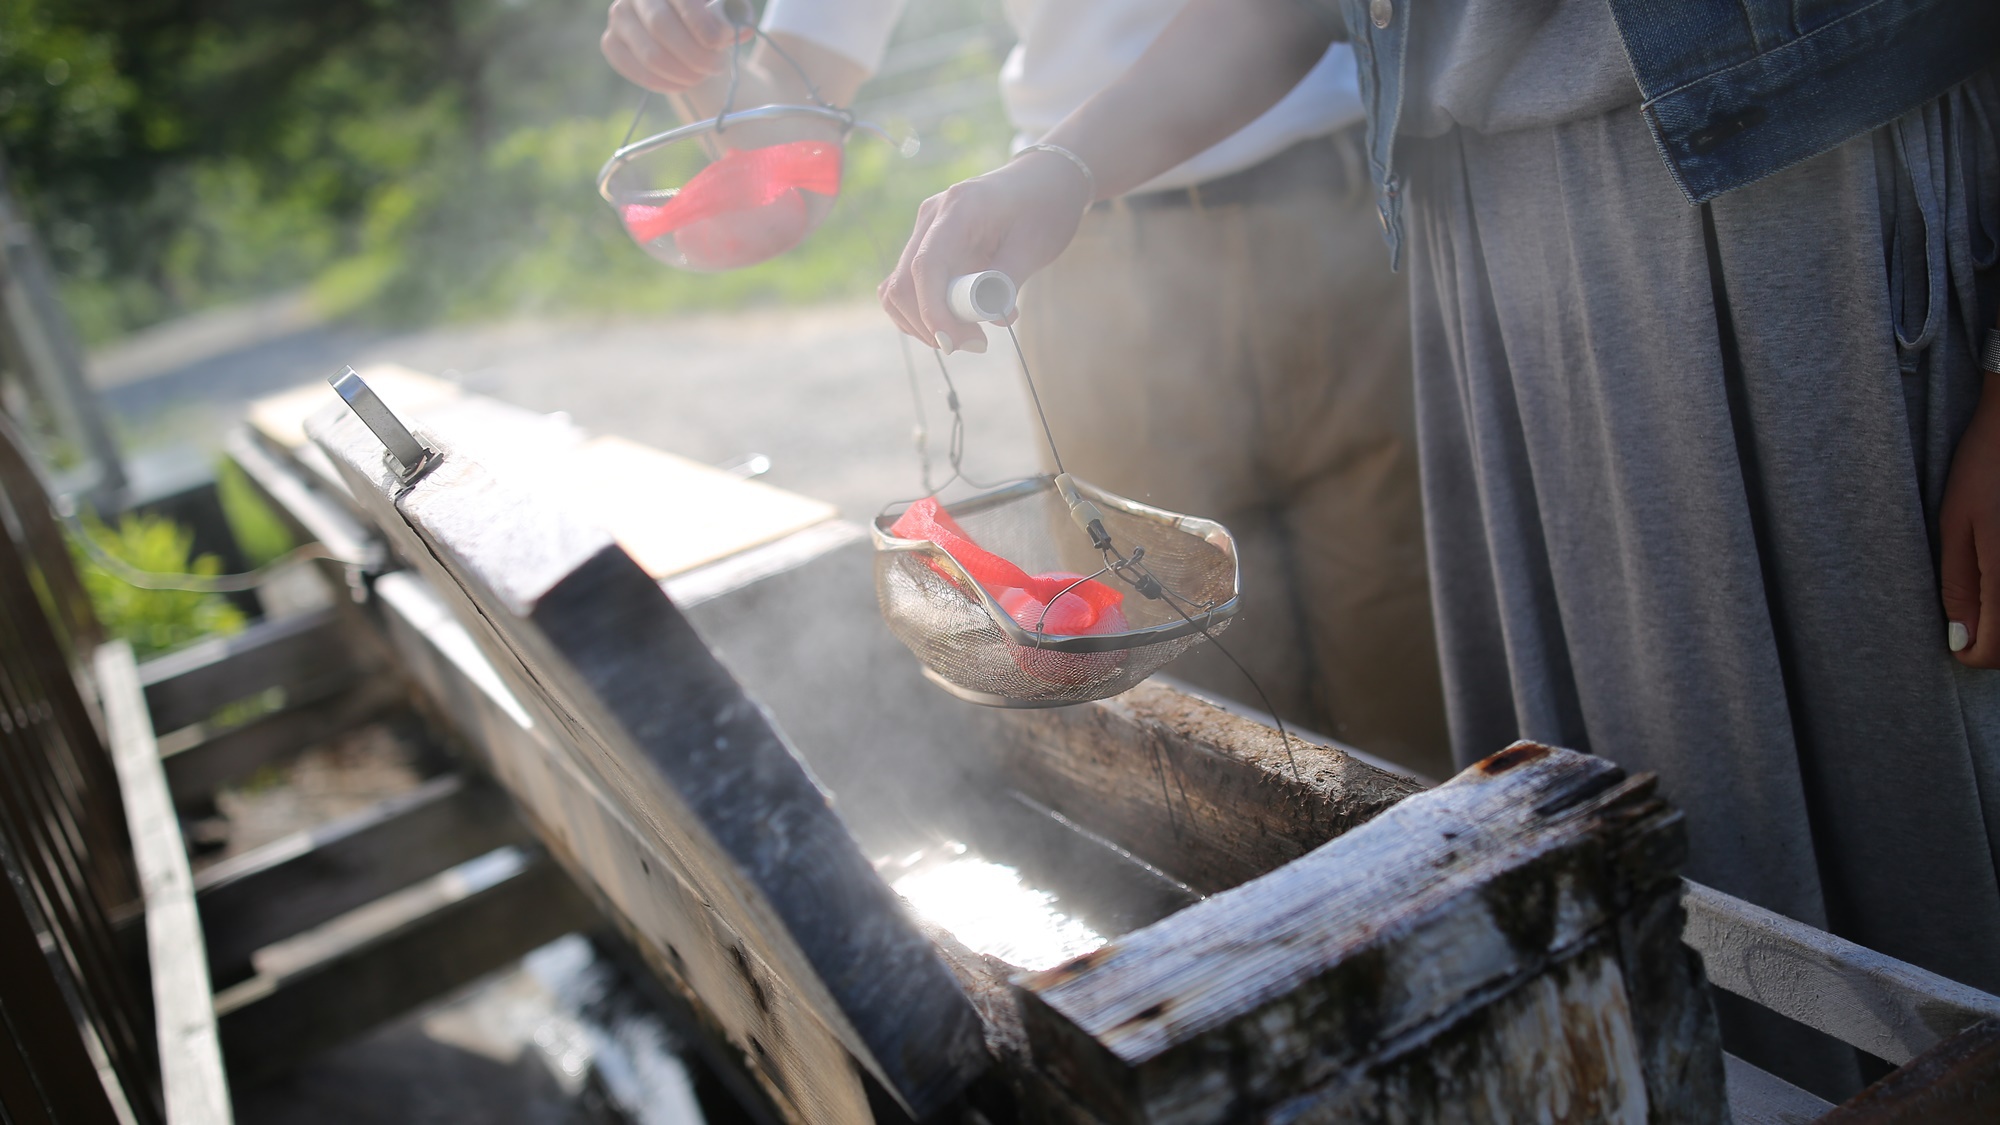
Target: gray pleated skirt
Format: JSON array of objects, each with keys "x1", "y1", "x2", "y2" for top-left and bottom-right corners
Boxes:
[{"x1": 1404, "y1": 73, "x2": 1999, "y2": 1093}]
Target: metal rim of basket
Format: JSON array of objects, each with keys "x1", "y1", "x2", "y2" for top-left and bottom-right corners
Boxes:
[
  {"x1": 596, "y1": 105, "x2": 897, "y2": 205},
  {"x1": 872, "y1": 475, "x2": 1240, "y2": 656}
]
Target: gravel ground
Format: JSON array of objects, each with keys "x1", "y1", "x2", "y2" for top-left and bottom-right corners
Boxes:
[{"x1": 103, "y1": 301, "x2": 1041, "y2": 522}]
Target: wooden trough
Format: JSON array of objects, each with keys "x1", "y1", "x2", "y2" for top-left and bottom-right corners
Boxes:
[
  {"x1": 292, "y1": 371, "x2": 2000, "y2": 1124},
  {"x1": 8, "y1": 362, "x2": 1999, "y2": 1123}
]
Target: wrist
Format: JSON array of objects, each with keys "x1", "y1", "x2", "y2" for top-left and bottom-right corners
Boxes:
[{"x1": 1012, "y1": 143, "x2": 1097, "y2": 206}]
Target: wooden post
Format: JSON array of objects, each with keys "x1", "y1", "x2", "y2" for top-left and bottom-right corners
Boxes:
[
  {"x1": 1014, "y1": 742, "x2": 1727, "y2": 1124},
  {"x1": 0, "y1": 147, "x2": 125, "y2": 512}
]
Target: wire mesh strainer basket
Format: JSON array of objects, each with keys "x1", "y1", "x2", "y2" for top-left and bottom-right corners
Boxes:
[
  {"x1": 594, "y1": 1, "x2": 910, "y2": 273},
  {"x1": 874, "y1": 475, "x2": 1239, "y2": 707},
  {"x1": 598, "y1": 106, "x2": 856, "y2": 272}
]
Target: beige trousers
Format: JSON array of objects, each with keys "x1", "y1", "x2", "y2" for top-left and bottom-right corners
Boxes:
[{"x1": 1015, "y1": 136, "x2": 1451, "y2": 778}]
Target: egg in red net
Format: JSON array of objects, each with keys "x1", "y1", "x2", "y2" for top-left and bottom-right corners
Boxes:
[{"x1": 615, "y1": 139, "x2": 842, "y2": 271}]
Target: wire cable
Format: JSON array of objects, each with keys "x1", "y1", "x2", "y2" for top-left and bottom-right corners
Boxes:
[
  {"x1": 619, "y1": 89, "x2": 652, "y2": 148},
  {"x1": 999, "y1": 319, "x2": 1301, "y2": 778},
  {"x1": 69, "y1": 524, "x2": 338, "y2": 594},
  {"x1": 1003, "y1": 323, "x2": 1067, "y2": 477},
  {"x1": 1097, "y1": 542, "x2": 1302, "y2": 780}
]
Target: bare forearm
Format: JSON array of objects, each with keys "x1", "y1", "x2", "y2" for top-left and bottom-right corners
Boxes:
[{"x1": 1040, "y1": 0, "x2": 1336, "y2": 199}]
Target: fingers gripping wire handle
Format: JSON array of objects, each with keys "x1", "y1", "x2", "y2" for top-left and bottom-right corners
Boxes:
[
  {"x1": 709, "y1": 0, "x2": 755, "y2": 26},
  {"x1": 947, "y1": 271, "x2": 1017, "y2": 325},
  {"x1": 600, "y1": 1, "x2": 916, "y2": 202}
]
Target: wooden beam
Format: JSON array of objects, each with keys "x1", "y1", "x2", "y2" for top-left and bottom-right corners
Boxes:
[
  {"x1": 1724, "y1": 1054, "x2": 1834, "y2": 1125},
  {"x1": 1820, "y1": 1018, "x2": 2000, "y2": 1124},
  {"x1": 312, "y1": 407, "x2": 988, "y2": 1124},
  {"x1": 160, "y1": 673, "x2": 404, "y2": 810},
  {"x1": 990, "y1": 681, "x2": 1424, "y2": 895},
  {"x1": 0, "y1": 150, "x2": 126, "y2": 510},
  {"x1": 96, "y1": 641, "x2": 233, "y2": 1124},
  {"x1": 1015, "y1": 743, "x2": 1725, "y2": 1124},
  {"x1": 1682, "y1": 880, "x2": 2000, "y2": 1066},
  {"x1": 212, "y1": 845, "x2": 594, "y2": 1084},
  {"x1": 195, "y1": 771, "x2": 531, "y2": 985},
  {"x1": 372, "y1": 571, "x2": 811, "y2": 1125},
  {"x1": 139, "y1": 607, "x2": 362, "y2": 735}
]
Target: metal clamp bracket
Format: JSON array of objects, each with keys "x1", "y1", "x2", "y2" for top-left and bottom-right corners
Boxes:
[{"x1": 328, "y1": 367, "x2": 438, "y2": 484}]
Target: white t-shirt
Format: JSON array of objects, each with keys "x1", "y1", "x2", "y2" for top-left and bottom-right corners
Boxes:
[{"x1": 762, "y1": 0, "x2": 1365, "y2": 195}]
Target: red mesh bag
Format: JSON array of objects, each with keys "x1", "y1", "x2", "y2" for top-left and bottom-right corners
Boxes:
[
  {"x1": 889, "y1": 498, "x2": 1126, "y2": 637},
  {"x1": 618, "y1": 139, "x2": 842, "y2": 271}
]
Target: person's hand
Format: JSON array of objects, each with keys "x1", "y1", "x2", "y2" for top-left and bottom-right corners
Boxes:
[
  {"x1": 1940, "y1": 363, "x2": 2000, "y2": 667},
  {"x1": 601, "y1": 0, "x2": 748, "y2": 94},
  {"x1": 879, "y1": 150, "x2": 1095, "y2": 354}
]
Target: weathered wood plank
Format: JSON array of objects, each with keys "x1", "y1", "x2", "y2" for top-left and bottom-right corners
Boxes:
[
  {"x1": 1268, "y1": 939, "x2": 1655, "y2": 1124},
  {"x1": 311, "y1": 407, "x2": 988, "y2": 1123},
  {"x1": 139, "y1": 607, "x2": 363, "y2": 734},
  {"x1": 1682, "y1": 879, "x2": 2000, "y2": 1066},
  {"x1": 1818, "y1": 1017, "x2": 2000, "y2": 1124},
  {"x1": 1016, "y1": 743, "x2": 1725, "y2": 1124},
  {"x1": 0, "y1": 409, "x2": 98, "y2": 654},
  {"x1": 0, "y1": 830, "x2": 127, "y2": 1125},
  {"x1": 990, "y1": 681, "x2": 1424, "y2": 896},
  {"x1": 195, "y1": 771, "x2": 531, "y2": 985},
  {"x1": 212, "y1": 845, "x2": 593, "y2": 1083},
  {"x1": 96, "y1": 640, "x2": 233, "y2": 1124},
  {"x1": 1725, "y1": 1054, "x2": 1834, "y2": 1125},
  {"x1": 159, "y1": 672, "x2": 404, "y2": 810},
  {"x1": 374, "y1": 570, "x2": 812, "y2": 1125},
  {"x1": 379, "y1": 563, "x2": 1198, "y2": 1125}
]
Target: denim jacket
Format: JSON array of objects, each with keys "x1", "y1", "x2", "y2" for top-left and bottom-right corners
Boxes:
[{"x1": 1332, "y1": 0, "x2": 2000, "y2": 269}]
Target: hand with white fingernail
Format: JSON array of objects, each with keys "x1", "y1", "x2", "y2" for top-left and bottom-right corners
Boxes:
[
  {"x1": 1940, "y1": 314, "x2": 2000, "y2": 667},
  {"x1": 879, "y1": 152, "x2": 1093, "y2": 355},
  {"x1": 877, "y1": 0, "x2": 1333, "y2": 354}
]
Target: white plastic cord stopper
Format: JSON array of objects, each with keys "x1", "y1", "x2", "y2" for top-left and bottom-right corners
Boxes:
[{"x1": 947, "y1": 271, "x2": 1017, "y2": 324}]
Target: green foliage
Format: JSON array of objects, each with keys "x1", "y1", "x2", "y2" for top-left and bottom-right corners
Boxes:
[
  {"x1": 70, "y1": 512, "x2": 245, "y2": 659},
  {"x1": 4, "y1": 0, "x2": 1012, "y2": 342},
  {"x1": 3, "y1": 0, "x2": 494, "y2": 340},
  {"x1": 317, "y1": 108, "x2": 1006, "y2": 325},
  {"x1": 215, "y1": 459, "x2": 296, "y2": 567}
]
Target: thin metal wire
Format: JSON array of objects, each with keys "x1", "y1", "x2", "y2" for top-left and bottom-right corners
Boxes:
[
  {"x1": 716, "y1": 28, "x2": 747, "y2": 131},
  {"x1": 1030, "y1": 564, "x2": 1116, "y2": 636},
  {"x1": 896, "y1": 332, "x2": 936, "y2": 495},
  {"x1": 0, "y1": 409, "x2": 338, "y2": 593},
  {"x1": 874, "y1": 362, "x2": 1029, "y2": 513},
  {"x1": 1098, "y1": 543, "x2": 1299, "y2": 780},
  {"x1": 619, "y1": 89, "x2": 652, "y2": 148},
  {"x1": 857, "y1": 218, "x2": 1009, "y2": 503},
  {"x1": 996, "y1": 322, "x2": 1300, "y2": 776},
  {"x1": 753, "y1": 27, "x2": 841, "y2": 111},
  {"x1": 1003, "y1": 323, "x2": 1067, "y2": 477},
  {"x1": 70, "y1": 528, "x2": 337, "y2": 593}
]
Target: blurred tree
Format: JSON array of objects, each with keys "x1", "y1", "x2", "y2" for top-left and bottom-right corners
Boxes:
[
  {"x1": 0, "y1": 0, "x2": 536, "y2": 335},
  {"x1": 0, "y1": 0, "x2": 1008, "y2": 342}
]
